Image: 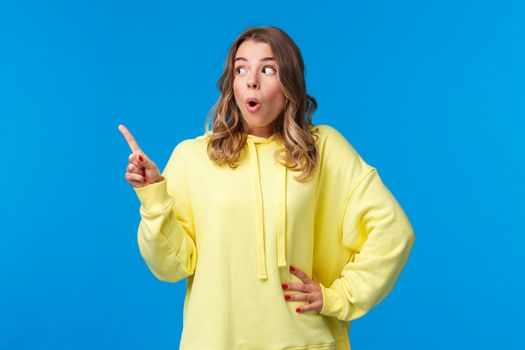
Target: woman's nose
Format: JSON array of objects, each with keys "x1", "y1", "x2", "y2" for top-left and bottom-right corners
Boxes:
[{"x1": 247, "y1": 75, "x2": 259, "y2": 89}]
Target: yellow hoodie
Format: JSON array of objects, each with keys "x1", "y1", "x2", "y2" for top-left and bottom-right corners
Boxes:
[{"x1": 133, "y1": 124, "x2": 415, "y2": 350}]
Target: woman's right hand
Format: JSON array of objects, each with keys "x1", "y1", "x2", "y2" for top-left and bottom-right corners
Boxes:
[{"x1": 118, "y1": 124, "x2": 163, "y2": 188}]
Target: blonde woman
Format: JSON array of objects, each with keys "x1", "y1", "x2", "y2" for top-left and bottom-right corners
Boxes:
[{"x1": 119, "y1": 26, "x2": 415, "y2": 350}]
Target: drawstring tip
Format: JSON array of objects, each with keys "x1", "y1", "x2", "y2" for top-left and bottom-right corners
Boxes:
[{"x1": 277, "y1": 254, "x2": 287, "y2": 268}]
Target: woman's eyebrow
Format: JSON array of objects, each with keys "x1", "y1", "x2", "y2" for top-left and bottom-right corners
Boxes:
[{"x1": 234, "y1": 57, "x2": 275, "y2": 62}]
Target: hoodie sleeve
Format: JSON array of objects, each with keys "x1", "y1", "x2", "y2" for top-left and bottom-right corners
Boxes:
[
  {"x1": 133, "y1": 142, "x2": 197, "y2": 283},
  {"x1": 318, "y1": 167, "x2": 415, "y2": 321}
]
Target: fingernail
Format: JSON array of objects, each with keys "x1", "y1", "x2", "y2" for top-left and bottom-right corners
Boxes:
[
  {"x1": 290, "y1": 265, "x2": 295, "y2": 272},
  {"x1": 138, "y1": 155, "x2": 144, "y2": 162},
  {"x1": 296, "y1": 307, "x2": 301, "y2": 313},
  {"x1": 284, "y1": 295, "x2": 291, "y2": 301},
  {"x1": 282, "y1": 284, "x2": 288, "y2": 289}
]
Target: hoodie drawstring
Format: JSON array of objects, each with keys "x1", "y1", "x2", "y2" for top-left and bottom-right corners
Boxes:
[
  {"x1": 276, "y1": 159, "x2": 287, "y2": 269},
  {"x1": 247, "y1": 137, "x2": 288, "y2": 280}
]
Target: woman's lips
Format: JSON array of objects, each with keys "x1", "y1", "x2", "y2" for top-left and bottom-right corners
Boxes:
[{"x1": 246, "y1": 101, "x2": 261, "y2": 112}]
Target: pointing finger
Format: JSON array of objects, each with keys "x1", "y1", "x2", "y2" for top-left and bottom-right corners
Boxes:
[{"x1": 118, "y1": 124, "x2": 142, "y2": 153}]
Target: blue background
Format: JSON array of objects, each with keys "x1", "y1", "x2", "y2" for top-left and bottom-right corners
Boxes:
[{"x1": 1, "y1": 0, "x2": 523, "y2": 349}]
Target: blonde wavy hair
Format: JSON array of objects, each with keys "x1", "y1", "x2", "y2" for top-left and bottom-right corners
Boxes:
[{"x1": 204, "y1": 26, "x2": 319, "y2": 181}]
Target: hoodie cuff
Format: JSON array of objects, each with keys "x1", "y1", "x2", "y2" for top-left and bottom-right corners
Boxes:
[
  {"x1": 133, "y1": 177, "x2": 170, "y2": 213},
  {"x1": 319, "y1": 281, "x2": 345, "y2": 319}
]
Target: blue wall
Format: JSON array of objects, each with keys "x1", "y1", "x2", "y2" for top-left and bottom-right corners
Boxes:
[{"x1": 1, "y1": 0, "x2": 523, "y2": 349}]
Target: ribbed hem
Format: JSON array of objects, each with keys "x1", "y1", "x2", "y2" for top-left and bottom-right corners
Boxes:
[
  {"x1": 282, "y1": 338, "x2": 350, "y2": 350},
  {"x1": 133, "y1": 177, "x2": 170, "y2": 213},
  {"x1": 319, "y1": 282, "x2": 341, "y2": 318}
]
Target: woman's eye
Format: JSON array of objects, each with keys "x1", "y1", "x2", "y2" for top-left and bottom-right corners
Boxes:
[{"x1": 235, "y1": 66, "x2": 276, "y2": 75}]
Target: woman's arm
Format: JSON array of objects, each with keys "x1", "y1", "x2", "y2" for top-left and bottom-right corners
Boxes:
[
  {"x1": 318, "y1": 168, "x2": 415, "y2": 321},
  {"x1": 134, "y1": 144, "x2": 197, "y2": 283}
]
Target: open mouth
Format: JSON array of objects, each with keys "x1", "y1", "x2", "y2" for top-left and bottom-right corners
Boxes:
[{"x1": 246, "y1": 100, "x2": 261, "y2": 112}]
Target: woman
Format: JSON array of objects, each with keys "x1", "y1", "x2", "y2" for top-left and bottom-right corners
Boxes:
[{"x1": 119, "y1": 26, "x2": 415, "y2": 350}]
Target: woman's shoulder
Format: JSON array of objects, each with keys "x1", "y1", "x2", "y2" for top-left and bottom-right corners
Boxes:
[
  {"x1": 312, "y1": 123, "x2": 356, "y2": 150},
  {"x1": 170, "y1": 131, "x2": 210, "y2": 159},
  {"x1": 313, "y1": 123, "x2": 375, "y2": 172}
]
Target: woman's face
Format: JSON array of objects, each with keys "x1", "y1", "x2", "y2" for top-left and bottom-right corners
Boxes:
[{"x1": 233, "y1": 40, "x2": 286, "y2": 138}]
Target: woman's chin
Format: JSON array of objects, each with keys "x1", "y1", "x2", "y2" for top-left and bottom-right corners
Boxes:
[{"x1": 242, "y1": 115, "x2": 274, "y2": 127}]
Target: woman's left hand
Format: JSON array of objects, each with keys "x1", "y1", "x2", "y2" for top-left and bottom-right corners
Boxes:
[{"x1": 282, "y1": 265, "x2": 324, "y2": 313}]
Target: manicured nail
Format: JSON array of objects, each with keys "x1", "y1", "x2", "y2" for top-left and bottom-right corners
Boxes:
[
  {"x1": 296, "y1": 307, "x2": 301, "y2": 313},
  {"x1": 284, "y1": 295, "x2": 291, "y2": 301},
  {"x1": 290, "y1": 265, "x2": 295, "y2": 272},
  {"x1": 138, "y1": 155, "x2": 144, "y2": 162},
  {"x1": 282, "y1": 284, "x2": 288, "y2": 289}
]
